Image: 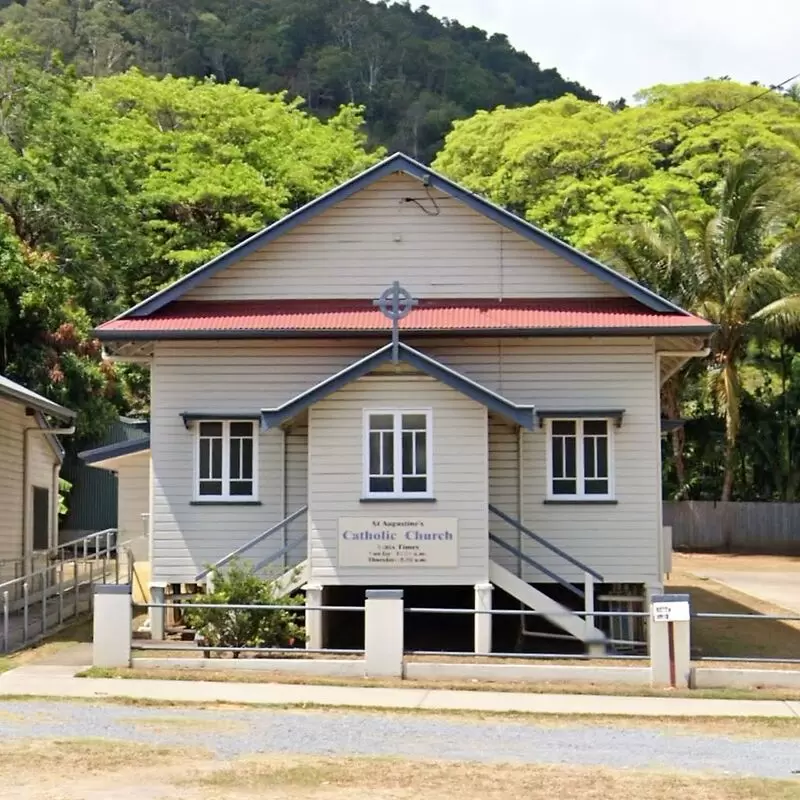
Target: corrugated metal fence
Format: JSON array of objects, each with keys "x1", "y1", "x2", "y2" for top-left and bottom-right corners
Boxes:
[{"x1": 664, "y1": 501, "x2": 800, "y2": 554}]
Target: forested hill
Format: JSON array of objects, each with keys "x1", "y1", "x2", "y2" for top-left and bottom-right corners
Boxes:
[{"x1": 0, "y1": 0, "x2": 596, "y2": 161}]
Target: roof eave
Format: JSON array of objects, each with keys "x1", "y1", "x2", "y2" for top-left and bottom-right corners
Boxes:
[{"x1": 95, "y1": 324, "x2": 716, "y2": 342}]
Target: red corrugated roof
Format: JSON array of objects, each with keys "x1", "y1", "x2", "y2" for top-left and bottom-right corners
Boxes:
[{"x1": 96, "y1": 299, "x2": 712, "y2": 336}]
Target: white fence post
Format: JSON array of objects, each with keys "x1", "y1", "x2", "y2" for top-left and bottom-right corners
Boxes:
[
  {"x1": 305, "y1": 584, "x2": 323, "y2": 650},
  {"x1": 364, "y1": 589, "x2": 404, "y2": 678},
  {"x1": 474, "y1": 583, "x2": 493, "y2": 655},
  {"x1": 149, "y1": 583, "x2": 166, "y2": 641},
  {"x1": 650, "y1": 592, "x2": 691, "y2": 688},
  {"x1": 93, "y1": 584, "x2": 132, "y2": 668}
]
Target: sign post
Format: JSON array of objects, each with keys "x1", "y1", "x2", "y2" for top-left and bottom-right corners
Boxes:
[{"x1": 650, "y1": 593, "x2": 691, "y2": 688}]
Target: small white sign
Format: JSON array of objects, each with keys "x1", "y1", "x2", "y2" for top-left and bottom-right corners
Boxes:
[
  {"x1": 652, "y1": 601, "x2": 691, "y2": 623},
  {"x1": 338, "y1": 517, "x2": 459, "y2": 568}
]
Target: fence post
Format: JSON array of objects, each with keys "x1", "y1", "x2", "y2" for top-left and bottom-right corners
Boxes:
[
  {"x1": 22, "y1": 581, "x2": 29, "y2": 644},
  {"x1": 650, "y1": 593, "x2": 691, "y2": 688},
  {"x1": 2, "y1": 591, "x2": 8, "y2": 653},
  {"x1": 92, "y1": 584, "x2": 132, "y2": 668},
  {"x1": 149, "y1": 583, "x2": 166, "y2": 641},
  {"x1": 305, "y1": 584, "x2": 323, "y2": 650},
  {"x1": 364, "y1": 589, "x2": 404, "y2": 678},
  {"x1": 474, "y1": 583, "x2": 493, "y2": 655}
]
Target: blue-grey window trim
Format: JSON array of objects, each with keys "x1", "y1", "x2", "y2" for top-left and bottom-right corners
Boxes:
[
  {"x1": 537, "y1": 409, "x2": 625, "y2": 428},
  {"x1": 109, "y1": 153, "x2": 691, "y2": 321},
  {"x1": 80, "y1": 437, "x2": 151, "y2": 464},
  {"x1": 181, "y1": 412, "x2": 261, "y2": 430},
  {"x1": 261, "y1": 341, "x2": 535, "y2": 431}
]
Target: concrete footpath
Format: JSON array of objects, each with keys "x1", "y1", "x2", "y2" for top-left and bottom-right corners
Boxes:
[{"x1": 1, "y1": 664, "x2": 800, "y2": 718}]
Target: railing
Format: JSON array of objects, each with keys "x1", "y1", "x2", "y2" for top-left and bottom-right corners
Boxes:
[
  {"x1": 489, "y1": 504, "x2": 603, "y2": 582},
  {"x1": 195, "y1": 506, "x2": 308, "y2": 580},
  {"x1": 0, "y1": 528, "x2": 123, "y2": 653},
  {"x1": 488, "y1": 505, "x2": 605, "y2": 644}
]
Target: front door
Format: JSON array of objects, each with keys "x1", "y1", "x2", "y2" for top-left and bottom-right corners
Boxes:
[{"x1": 32, "y1": 486, "x2": 50, "y2": 551}]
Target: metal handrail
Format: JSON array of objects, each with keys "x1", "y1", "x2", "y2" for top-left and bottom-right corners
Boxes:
[
  {"x1": 195, "y1": 505, "x2": 308, "y2": 580},
  {"x1": 252, "y1": 535, "x2": 308, "y2": 573},
  {"x1": 489, "y1": 534, "x2": 584, "y2": 600},
  {"x1": 489, "y1": 504, "x2": 603, "y2": 582}
]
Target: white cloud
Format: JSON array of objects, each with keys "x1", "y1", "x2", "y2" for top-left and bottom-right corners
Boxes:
[{"x1": 410, "y1": 0, "x2": 799, "y2": 101}]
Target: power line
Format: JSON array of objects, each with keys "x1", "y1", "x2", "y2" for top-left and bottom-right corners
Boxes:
[{"x1": 587, "y1": 70, "x2": 800, "y2": 169}]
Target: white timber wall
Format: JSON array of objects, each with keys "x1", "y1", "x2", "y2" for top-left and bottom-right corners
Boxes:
[
  {"x1": 150, "y1": 342, "x2": 368, "y2": 582},
  {"x1": 150, "y1": 336, "x2": 659, "y2": 586},
  {"x1": 0, "y1": 398, "x2": 60, "y2": 562},
  {"x1": 184, "y1": 173, "x2": 624, "y2": 302},
  {"x1": 307, "y1": 375, "x2": 489, "y2": 586},
  {"x1": 0, "y1": 397, "x2": 26, "y2": 562},
  {"x1": 117, "y1": 451, "x2": 150, "y2": 562}
]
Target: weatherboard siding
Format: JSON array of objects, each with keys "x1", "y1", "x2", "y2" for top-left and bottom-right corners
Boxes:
[
  {"x1": 307, "y1": 376, "x2": 489, "y2": 585},
  {"x1": 185, "y1": 174, "x2": 623, "y2": 302},
  {"x1": 0, "y1": 398, "x2": 26, "y2": 562},
  {"x1": 117, "y1": 451, "x2": 150, "y2": 561},
  {"x1": 0, "y1": 399, "x2": 60, "y2": 563},
  {"x1": 149, "y1": 337, "x2": 660, "y2": 586}
]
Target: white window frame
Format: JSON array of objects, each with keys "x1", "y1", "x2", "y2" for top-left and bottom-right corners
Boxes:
[
  {"x1": 193, "y1": 420, "x2": 259, "y2": 502},
  {"x1": 545, "y1": 418, "x2": 615, "y2": 501},
  {"x1": 362, "y1": 409, "x2": 434, "y2": 499}
]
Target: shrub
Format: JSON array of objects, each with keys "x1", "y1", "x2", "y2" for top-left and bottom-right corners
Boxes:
[{"x1": 183, "y1": 560, "x2": 305, "y2": 656}]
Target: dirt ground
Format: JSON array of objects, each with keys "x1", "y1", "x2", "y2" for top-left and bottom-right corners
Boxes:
[{"x1": 0, "y1": 739, "x2": 796, "y2": 800}]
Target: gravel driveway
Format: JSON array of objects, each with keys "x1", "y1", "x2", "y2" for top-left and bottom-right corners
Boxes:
[{"x1": 0, "y1": 700, "x2": 799, "y2": 779}]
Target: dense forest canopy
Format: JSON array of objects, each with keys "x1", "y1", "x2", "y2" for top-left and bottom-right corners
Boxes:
[{"x1": 0, "y1": 0, "x2": 596, "y2": 160}]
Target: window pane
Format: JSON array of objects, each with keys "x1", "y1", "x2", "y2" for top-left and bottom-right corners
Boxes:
[
  {"x1": 596, "y1": 438, "x2": 608, "y2": 478},
  {"x1": 402, "y1": 476, "x2": 427, "y2": 493},
  {"x1": 199, "y1": 439, "x2": 210, "y2": 478},
  {"x1": 583, "y1": 437, "x2": 596, "y2": 479},
  {"x1": 241, "y1": 438, "x2": 253, "y2": 480},
  {"x1": 552, "y1": 479, "x2": 577, "y2": 495},
  {"x1": 199, "y1": 422, "x2": 223, "y2": 437},
  {"x1": 369, "y1": 432, "x2": 381, "y2": 473},
  {"x1": 402, "y1": 431, "x2": 413, "y2": 474},
  {"x1": 564, "y1": 437, "x2": 576, "y2": 477},
  {"x1": 370, "y1": 414, "x2": 393, "y2": 430},
  {"x1": 230, "y1": 437, "x2": 241, "y2": 480},
  {"x1": 199, "y1": 480, "x2": 223, "y2": 496},
  {"x1": 552, "y1": 437, "x2": 564, "y2": 477},
  {"x1": 381, "y1": 431, "x2": 393, "y2": 475},
  {"x1": 230, "y1": 421, "x2": 253, "y2": 437},
  {"x1": 415, "y1": 432, "x2": 427, "y2": 475},
  {"x1": 552, "y1": 420, "x2": 576, "y2": 436},
  {"x1": 211, "y1": 438, "x2": 222, "y2": 479},
  {"x1": 370, "y1": 476, "x2": 393, "y2": 493},
  {"x1": 585, "y1": 479, "x2": 609, "y2": 495},
  {"x1": 230, "y1": 480, "x2": 253, "y2": 497},
  {"x1": 584, "y1": 420, "x2": 608, "y2": 436},
  {"x1": 402, "y1": 413, "x2": 426, "y2": 430}
]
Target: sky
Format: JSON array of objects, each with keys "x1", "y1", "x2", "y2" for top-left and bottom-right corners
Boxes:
[{"x1": 413, "y1": 0, "x2": 800, "y2": 101}]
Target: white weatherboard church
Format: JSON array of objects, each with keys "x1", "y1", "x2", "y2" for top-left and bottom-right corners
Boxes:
[{"x1": 95, "y1": 153, "x2": 713, "y2": 653}]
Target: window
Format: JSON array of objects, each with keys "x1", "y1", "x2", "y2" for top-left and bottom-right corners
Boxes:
[
  {"x1": 195, "y1": 421, "x2": 257, "y2": 501},
  {"x1": 547, "y1": 419, "x2": 613, "y2": 500},
  {"x1": 364, "y1": 410, "x2": 432, "y2": 498}
]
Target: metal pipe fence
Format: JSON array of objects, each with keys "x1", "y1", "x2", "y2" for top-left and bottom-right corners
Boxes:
[{"x1": 0, "y1": 528, "x2": 124, "y2": 654}]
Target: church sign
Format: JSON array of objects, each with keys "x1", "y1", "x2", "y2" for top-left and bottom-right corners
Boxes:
[{"x1": 338, "y1": 518, "x2": 459, "y2": 568}]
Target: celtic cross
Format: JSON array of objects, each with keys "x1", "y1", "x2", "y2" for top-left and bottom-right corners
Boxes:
[{"x1": 374, "y1": 281, "x2": 418, "y2": 362}]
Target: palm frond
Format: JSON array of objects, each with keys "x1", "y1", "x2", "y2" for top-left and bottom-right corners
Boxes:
[{"x1": 752, "y1": 294, "x2": 800, "y2": 335}]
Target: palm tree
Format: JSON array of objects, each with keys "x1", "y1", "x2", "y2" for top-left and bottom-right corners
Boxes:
[{"x1": 611, "y1": 157, "x2": 800, "y2": 501}]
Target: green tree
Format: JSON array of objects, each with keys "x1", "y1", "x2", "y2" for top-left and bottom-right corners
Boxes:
[
  {"x1": 610, "y1": 158, "x2": 800, "y2": 501},
  {"x1": 434, "y1": 82, "x2": 800, "y2": 252}
]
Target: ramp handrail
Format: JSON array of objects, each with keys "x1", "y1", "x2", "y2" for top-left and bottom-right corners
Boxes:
[
  {"x1": 195, "y1": 506, "x2": 308, "y2": 580},
  {"x1": 489, "y1": 504, "x2": 603, "y2": 582},
  {"x1": 489, "y1": 534, "x2": 584, "y2": 600}
]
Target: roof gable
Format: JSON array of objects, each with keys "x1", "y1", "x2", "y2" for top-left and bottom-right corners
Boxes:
[{"x1": 115, "y1": 153, "x2": 689, "y2": 320}]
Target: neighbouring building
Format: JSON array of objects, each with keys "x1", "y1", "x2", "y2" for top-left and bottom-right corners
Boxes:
[
  {"x1": 0, "y1": 374, "x2": 75, "y2": 580},
  {"x1": 95, "y1": 153, "x2": 714, "y2": 653}
]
